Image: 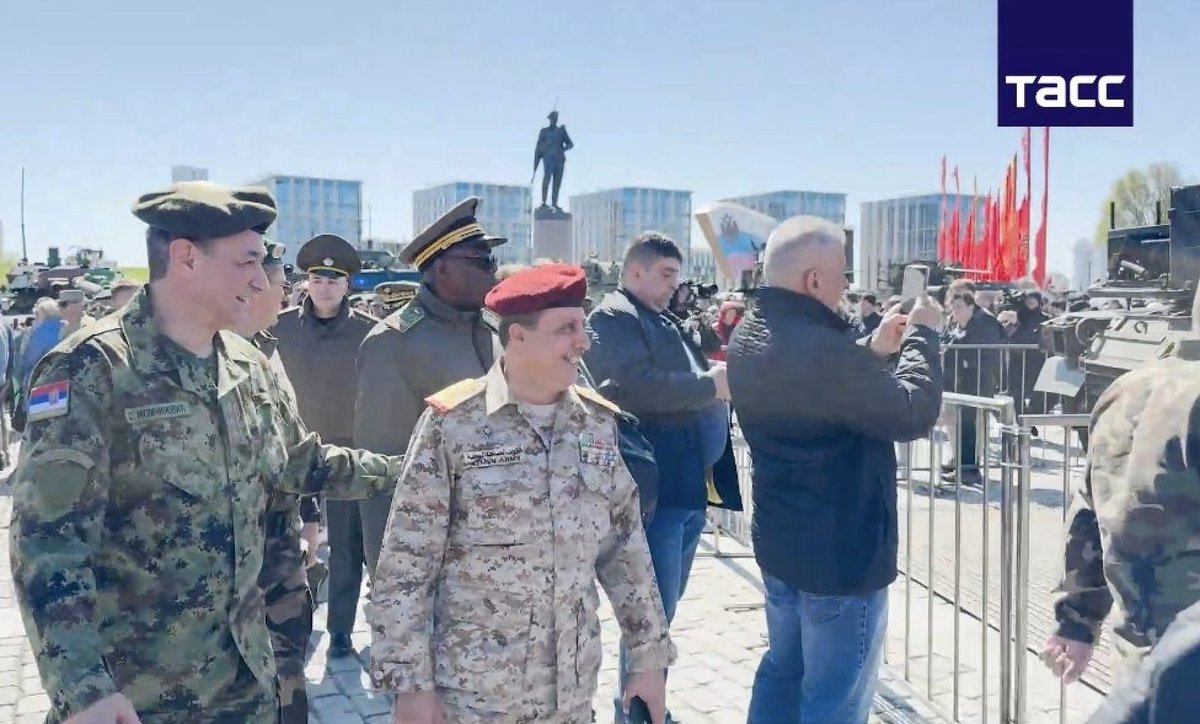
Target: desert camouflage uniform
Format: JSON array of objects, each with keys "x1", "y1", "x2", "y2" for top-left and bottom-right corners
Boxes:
[
  {"x1": 1054, "y1": 338, "x2": 1200, "y2": 672},
  {"x1": 9, "y1": 291, "x2": 402, "y2": 723},
  {"x1": 369, "y1": 360, "x2": 674, "y2": 723},
  {"x1": 255, "y1": 330, "x2": 314, "y2": 723}
]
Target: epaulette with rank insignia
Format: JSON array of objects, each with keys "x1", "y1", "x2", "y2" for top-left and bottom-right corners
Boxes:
[
  {"x1": 425, "y1": 377, "x2": 486, "y2": 413},
  {"x1": 573, "y1": 384, "x2": 620, "y2": 414},
  {"x1": 383, "y1": 304, "x2": 425, "y2": 334}
]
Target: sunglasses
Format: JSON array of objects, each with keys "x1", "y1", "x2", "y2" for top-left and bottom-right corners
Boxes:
[{"x1": 443, "y1": 253, "x2": 498, "y2": 272}]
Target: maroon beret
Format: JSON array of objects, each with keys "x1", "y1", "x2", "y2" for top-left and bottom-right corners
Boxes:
[{"x1": 485, "y1": 263, "x2": 588, "y2": 316}]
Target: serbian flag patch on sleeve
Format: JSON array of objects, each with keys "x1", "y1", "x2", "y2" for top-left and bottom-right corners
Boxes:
[{"x1": 28, "y1": 381, "x2": 70, "y2": 422}]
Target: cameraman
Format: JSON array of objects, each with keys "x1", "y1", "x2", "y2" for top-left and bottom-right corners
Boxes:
[
  {"x1": 670, "y1": 281, "x2": 722, "y2": 358},
  {"x1": 999, "y1": 291, "x2": 1051, "y2": 416}
]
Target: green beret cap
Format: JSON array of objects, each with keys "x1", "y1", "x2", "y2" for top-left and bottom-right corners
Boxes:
[{"x1": 132, "y1": 181, "x2": 277, "y2": 239}]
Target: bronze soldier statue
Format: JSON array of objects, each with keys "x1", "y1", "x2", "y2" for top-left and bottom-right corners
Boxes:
[{"x1": 532, "y1": 110, "x2": 574, "y2": 212}]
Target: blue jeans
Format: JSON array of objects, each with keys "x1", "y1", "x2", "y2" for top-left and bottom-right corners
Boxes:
[
  {"x1": 747, "y1": 574, "x2": 889, "y2": 724},
  {"x1": 613, "y1": 506, "x2": 708, "y2": 723}
]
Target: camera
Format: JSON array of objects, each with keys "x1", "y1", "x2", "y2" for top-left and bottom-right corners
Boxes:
[{"x1": 671, "y1": 280, "x2": 719, "y2": 319}]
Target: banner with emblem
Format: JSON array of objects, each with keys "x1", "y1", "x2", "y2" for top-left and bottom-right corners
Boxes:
[{"x1": 694, "y1": 202, "x2": 780, "y2": 286}]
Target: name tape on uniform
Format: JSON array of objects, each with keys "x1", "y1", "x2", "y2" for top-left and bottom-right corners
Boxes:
[
  {"x1": 27, "y1": 381, "x2": 70, "y2": 422},
  {"x1": 125, "y1": 402, "x2": 192, "y2": 425},
  {"x1": 463, "y1": 445, "x2": 523, "y2": 469}
]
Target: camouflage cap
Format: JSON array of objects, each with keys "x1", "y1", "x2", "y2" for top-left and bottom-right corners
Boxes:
[
  {"x1": 262, "y1": 237, "x2": 287, "y2": 267},
  {"x1": 57, "y1": 289, "x2": 86, "y2": 304},
  {"x1": 131, "y1": 181, "x2": 277, "y2": 239}
]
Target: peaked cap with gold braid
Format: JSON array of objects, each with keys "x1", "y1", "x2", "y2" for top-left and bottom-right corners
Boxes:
[
  {"x1": 400, "y1": 196, "x2": 507, "y2": 270},
  {"x1": 297, "y1": 233, "x2": 362, "y2": 278}
]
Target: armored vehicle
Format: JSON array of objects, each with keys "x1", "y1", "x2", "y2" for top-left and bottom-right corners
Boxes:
[{"x1": 1036, "y1": 184, "x2": 1200, "y2": 412}]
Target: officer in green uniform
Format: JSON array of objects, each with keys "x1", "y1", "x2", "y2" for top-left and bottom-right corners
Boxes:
[
  {"x1": 354, "y1": 197, "x2": 505, "y2": 580},
  {"x1": 9, "y1": 181, "x2": 404, "y2": 723},
  {"x1": 273, "y1": 233, "x2": 379, "y2": 658},
  {"x1": 237, "y1": 238, "x2": 315, "y2": 724}
]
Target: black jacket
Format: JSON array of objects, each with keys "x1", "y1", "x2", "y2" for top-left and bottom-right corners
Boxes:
[
  {"x1": 942, "y1": 306, "x2": 1005, "y2": 397},
  {"x1": 586, "y1": 288, "x2": 742, "y2": 512},
  {"x1": 727, "y1": 288, "x2": 943, "y2": 595}
]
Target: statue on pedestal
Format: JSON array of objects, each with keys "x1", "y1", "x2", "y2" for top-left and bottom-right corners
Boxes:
[{"x1": 531, "y1": 110, "x2": 574, "y2": 214}]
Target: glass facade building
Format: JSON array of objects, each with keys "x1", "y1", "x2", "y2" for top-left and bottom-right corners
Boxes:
[
  {"x1": 412, "y1": 182, "x2": 532, "y2": 265},
  {"x1": 569, "y1": 187, "x2": 692, "y2": 264},
  {"x1": 858, "y1": 193, "x2": 981, "y2": 290},
  {"x1": 721, "y1": 190, "x2": 847, "y2": 225},
  {"x1": 253, "y1": 175, "x2": 362, "y2": 267}
]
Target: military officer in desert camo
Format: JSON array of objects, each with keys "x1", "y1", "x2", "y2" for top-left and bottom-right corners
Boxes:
[
  {"x1": 370, "y1": 263, "x2": 673, "y2": 724},
  {"x1": 9, "y1": 181, "x2": 404, "y2": 724}
]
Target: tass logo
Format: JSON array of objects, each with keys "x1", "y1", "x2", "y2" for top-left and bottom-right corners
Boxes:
[{"x1": 997, "y1": 0, "x2": 1133, "y2": 127}]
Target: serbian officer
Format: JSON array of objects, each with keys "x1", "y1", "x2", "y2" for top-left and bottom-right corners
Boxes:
[
  {"x1": 9, "y1": 181, "x2": 404, "y2": 723},
  {"x1": 273, "y1": 233, "x2": 378, "y2": 658},
  {"x1": 370, "y1": 264, "x2": 673, "y2": 724},
  {"x1": 234, "y1": 238, "x2": 314, "y2": 724},
  {"x1": 354, "y1": 197, "x2": 504, "y2": 580}
]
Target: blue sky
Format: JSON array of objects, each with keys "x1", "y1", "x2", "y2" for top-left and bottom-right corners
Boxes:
[{"x1": 0, "y1": 0, "x2": 1194, "y2": 278}]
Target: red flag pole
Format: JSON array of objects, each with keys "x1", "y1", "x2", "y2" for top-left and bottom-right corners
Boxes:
[{"x1": 1033, "y1": 127, "x2": 1050, "y2": 286}]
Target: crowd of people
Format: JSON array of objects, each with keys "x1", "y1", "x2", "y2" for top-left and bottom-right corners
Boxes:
[{"x1": 5, "y1": 177, "x2": 1197, "y2": 724}]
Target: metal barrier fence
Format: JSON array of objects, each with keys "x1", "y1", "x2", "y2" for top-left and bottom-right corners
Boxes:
[{"x1": 706, "y1": 355, "x2": 1109, "y2": 723}]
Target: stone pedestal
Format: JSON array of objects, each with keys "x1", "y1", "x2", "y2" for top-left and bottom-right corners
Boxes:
[{"x1": 532, "y1": 207, "x2": 573, "y2": 263}]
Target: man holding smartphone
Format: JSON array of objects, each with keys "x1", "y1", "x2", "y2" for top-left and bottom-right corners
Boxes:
[{"x1": 729, "y1": 216, "x2": 945, "y2": 723}]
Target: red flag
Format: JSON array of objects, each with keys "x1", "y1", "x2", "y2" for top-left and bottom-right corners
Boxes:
[
  {"x1": 963, "y1": 178, "x2": 977, "y2": 271},
  {"x1": 1032, "y1": 127, "x2": 1050, "y2": 286},
  {"x1": 937, "y1": 156, "x2": 948, "y2": 260},
  {"x1": 1018, "y1": 127, "x2": 1033, "y2": 277},
  {"x1": 995, "y1": 160, "x2": 1012, "y2": 280},
  {"x1": 949, "y1": 166, "x2": 962, "y2": 262}
]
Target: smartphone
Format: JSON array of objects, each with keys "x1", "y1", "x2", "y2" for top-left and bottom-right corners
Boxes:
[
  {"x1": 899, "y1": 264, "x2": 930, "y2": 313},
  {"x1": 628, "y1": 696, "x2": 652, "y2": 724}
]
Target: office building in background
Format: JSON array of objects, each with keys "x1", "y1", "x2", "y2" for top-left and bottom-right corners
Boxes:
[
  {"x1": 570, "y1": 187, "x2": 692, "y2": 264},
  {"x1": 412, "y1": 182, "x2": 532, "y2": 265},
  {"x1": 252, "y1": 175, "x2": 363, "y2": 267},
  {"x1": 858, "y1": 193, "x2": 981, "y2": 290},
  {"x1": 722, "y1": 189, "x2": 847, "y2": 225}
]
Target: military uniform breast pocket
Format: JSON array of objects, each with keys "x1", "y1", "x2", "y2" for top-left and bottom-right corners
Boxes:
[
  {"x1": 135, "y1": 431, "x2": 217, "y2": 502},
  {"x1": 461, "y1": 446, "x2": 538, "y2": 546},
  {"x1": 576, "y1": 465, "x2": 615, "y2": 537}
]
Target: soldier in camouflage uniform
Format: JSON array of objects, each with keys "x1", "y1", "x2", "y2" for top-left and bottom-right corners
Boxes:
[
  {"x1": 1044, "y1": 291, "x2": 1200, "y2": 683},
  {"x1": 238, "y1": 238, "x2": 314, "y2": 724},
  {"x1": 9, "y1": 182, "x2": 404, "y2": 723},
  {"x1": 370, "y1": 264, "x2": 673, "y2": 724}
]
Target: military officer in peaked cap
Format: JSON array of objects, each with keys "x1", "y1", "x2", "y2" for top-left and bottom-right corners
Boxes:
[
  {"x1": 370, "y1": 264, "x2": 672, "y2": 723},
  {"x1": 354, "y1": 197, "x2": 506, "y2": 583},
  {"x1": 273, "y1": 232, "x2": 380, "y2": 658},
  {"x1": 9, "y1": 181, "x2": 405, "y2": 723}
]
